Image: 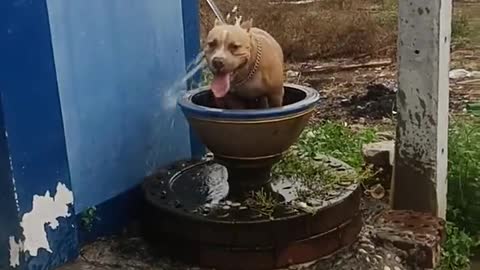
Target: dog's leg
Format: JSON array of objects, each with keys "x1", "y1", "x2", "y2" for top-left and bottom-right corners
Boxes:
[
  {"x1": 257, "y1": 97, "x2": 269, "y2": 109},
  {"x1": 267, "y1": 93, "x2": 284, "y2": 108}
]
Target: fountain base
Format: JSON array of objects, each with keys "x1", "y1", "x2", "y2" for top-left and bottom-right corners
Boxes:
[{"x1": 142, "y1": 156, "x2": 362, "y2": 270}]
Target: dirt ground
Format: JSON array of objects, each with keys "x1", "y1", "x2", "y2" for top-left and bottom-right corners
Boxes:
[{"x1": 286, "y1": 45, "x2": 480, "y2": 127}]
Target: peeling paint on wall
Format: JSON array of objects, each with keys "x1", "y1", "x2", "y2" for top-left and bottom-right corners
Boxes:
[
  {"x1": 9, "y1": 236, "x2": 22, "y2": 267},
  {"x1": 20, "y1": 182, "x2": 74, "y2": 256}
]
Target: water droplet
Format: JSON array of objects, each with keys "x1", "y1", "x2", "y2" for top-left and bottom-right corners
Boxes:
[{"x1": 174, "y1": 200, "x2": 182, "y2": 208}]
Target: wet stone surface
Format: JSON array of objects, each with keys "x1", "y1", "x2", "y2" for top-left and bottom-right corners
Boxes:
[
  {"x1": 143, "y1": 157, "x2": 358, "y2": 222},
  {"x1": 141, "y1": 157, "x2": 363, "y2": 268}
]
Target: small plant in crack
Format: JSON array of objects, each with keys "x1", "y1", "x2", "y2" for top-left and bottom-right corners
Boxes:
[
  {"x1": 80, "y1": 207, "x2": 100, "y2": 232},
  {"x1": 244, "y1": 188, "x2": 280, "y2": 219}
]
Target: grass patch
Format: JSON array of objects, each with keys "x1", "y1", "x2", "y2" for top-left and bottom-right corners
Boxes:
[
  {"x1": 244, "y1": 188, "x2": 279, "y2": 219},
  {"x1": 447, "y1": 116, "x2": 480, "y2": 237},
  {"x1": 444, "y1": 113, "x2": 480, "y2": 270},
  {"x1": 243, "y1": 122, "x2": 378, "y2": 217},
  {"x1": 439, "y1": 222, "x2": 478, "y2": 270},
  {"x1": 291, "y1": 121, "x2": 378, "y2": 168},
  {"x1": 272, "y1": 121, "x2": 378, "y2": 201}
]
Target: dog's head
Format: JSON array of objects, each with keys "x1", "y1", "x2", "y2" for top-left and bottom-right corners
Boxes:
[{"x1": 204, "y1": 18, "x2": 253, "y2": 98}]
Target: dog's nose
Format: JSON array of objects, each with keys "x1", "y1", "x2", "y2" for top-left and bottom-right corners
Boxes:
[{"x1": 212, "y1": 58, "x2": 224, "y2": 70}]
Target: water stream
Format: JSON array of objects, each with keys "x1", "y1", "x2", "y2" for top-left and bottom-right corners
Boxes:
[
  {"x1": 145, "y1": 51, "x2": 207, "y2": 173},
  {"x1": 160, "y1": 52, "x2": 206, "y2": 111}
]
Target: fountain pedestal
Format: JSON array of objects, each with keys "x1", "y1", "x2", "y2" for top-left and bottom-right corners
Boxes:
[
  {"x1": 141, "y1": 84, "x2": 363, "y2": 269},
  {"x1": 142, "y1": 157, "x2": 362, "y2": 270},
  {"x1": 225, "y1": 165, "x2": 273, "y2": 199}
]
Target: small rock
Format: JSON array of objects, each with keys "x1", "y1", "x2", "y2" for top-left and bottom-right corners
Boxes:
[
  {"x1": 226, "y1": 201, "x2": 232, "y2": 206},
  {"x1": 340, "y1": 98, "x2": 350, "y2": 105},
  {"x1": 173, "y1": 200, "x2": 182, "y2": 208},
  {"x1": 368, "y1": 184, "x2": 386, "y2": 200},
  {"x1": 361, "y1": 243, "x2": 376, "y2": 251},
  {"x1": 362, "y1": 140, "x2": 395, "y2": 167},
  {"x1": 362, "y1": 140, "x2": 395, "y2": 187},
  {"x1": 377, "y1": 131, "x2": 395, "y2": 140},
  {"x1": 449, "y1": 68, "x2": 472, "y2": 80},
  {"x1": 239, "y1": 206, "x2": 248, "y2": 210},
  {"x1": 328, "y1": 191, "x2": 341, "y2": 197},
  {"x1": 297, "y1": 202, "x2": 308, "y2": 208},
  {"x1": 307, "y1": 198, "x2": 322, "y2": 207},
  {"x1": 382, "y1": 117, "x2": 393, "y2": 124},
  {"x1": 217, "y1": 212, "x2": 230, "y2": 218},
  {"x1": 231, "y1": 202, "x2": 241, "y2": 207},
  {"x1": 339, "y1": 181, "x2": 353, "y2": 187},
  {"x1": 222, "y1": 205, "x2": 231, "y2": 210},
  {"x1": 286, "y1": 70, "x2": 300, "y2": 78},
  {"x1": 384, "y1": 266, "x2": 391, "y2": 270},
  {"x1": 472, "y1": 71, "x2": 480, "y2": 78}
]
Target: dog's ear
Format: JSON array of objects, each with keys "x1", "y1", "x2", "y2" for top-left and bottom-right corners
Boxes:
[
  {"x1": 240, "y1": 18, "x2": 253, "y2": 32},
  {"x1": 214, "y1": 18, "x2": 224, "y2": 26},
  {"x1": 234, "y1": 16, "x2": 243, "y2": 26}
]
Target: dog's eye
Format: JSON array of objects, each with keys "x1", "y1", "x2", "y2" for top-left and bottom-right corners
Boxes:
[
  {"x1": 229, "y1": 43, "x2": 241, "y2": 51},
  {"x1": 207, "y1": 40, "x2": 217, "y2": 48}
]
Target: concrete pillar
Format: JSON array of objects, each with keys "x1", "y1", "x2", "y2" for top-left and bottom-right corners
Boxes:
[{"x1": 392, "y1": 0, "x2": 451, "y2": 218}]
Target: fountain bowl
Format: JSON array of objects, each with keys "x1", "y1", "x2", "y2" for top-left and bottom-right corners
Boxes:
[{"x1": 178, "y1": 83, "x2": 320, "y2": 168}]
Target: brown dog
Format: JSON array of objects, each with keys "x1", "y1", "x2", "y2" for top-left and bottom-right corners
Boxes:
[{"x1": 204, "y1": 18, "x2": 284, "y2": 109}]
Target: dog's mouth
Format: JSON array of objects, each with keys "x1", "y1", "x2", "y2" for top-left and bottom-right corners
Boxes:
[
  {"x1": 209, "y1": 57, "x2": 249, "y2": 98},
  {"x1": 211, "y1": 72, "x2": 231, "y2": 98}
]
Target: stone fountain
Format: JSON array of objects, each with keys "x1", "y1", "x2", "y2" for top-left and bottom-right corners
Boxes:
[{"x1": 142, "y1": 84, "x2": 362, "y2": 270}]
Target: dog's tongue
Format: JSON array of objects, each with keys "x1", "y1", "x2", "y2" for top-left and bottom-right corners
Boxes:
[{"x1": 211, "y1": 73, "x2": 231, "y2": 98}]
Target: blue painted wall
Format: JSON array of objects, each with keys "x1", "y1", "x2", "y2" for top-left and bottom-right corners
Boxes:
[
  {"x1": 0, "y1": 108, "x2": 22, "y2": 269},
  {"x1": 0, "y1": 1, "x2": 77, "y2": 268},
  {"x1": 0, "y1": 0, "x2": 202, "y2": 268},
  {"x1": 46, "y1": 0, "x2": 193, "y2": 212}
]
